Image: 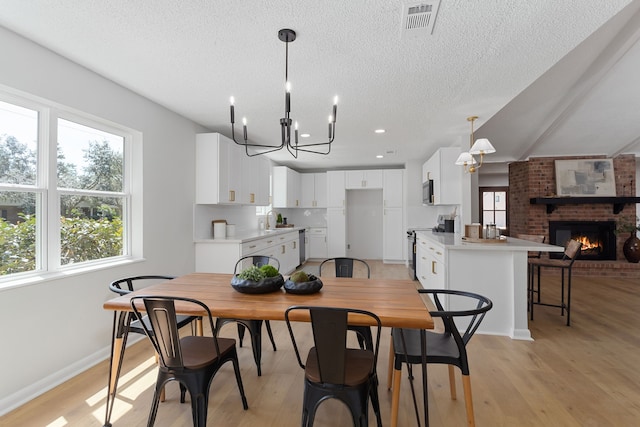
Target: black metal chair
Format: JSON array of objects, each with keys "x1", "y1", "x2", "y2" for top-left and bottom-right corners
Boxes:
[
  {"x1": 108, "y1": 276, "x2": 199, "y2": 400},
  {"x1": 216, "y1": 255, "x2": 279, "y2": 376},
  {"x1": 387, "y1": 289, "x2": 493, "y2": 427},
  {"x1": 318, "y1": 257, "x2": 373, "y2": 351},
  {"x1": 528, "y1": 238, "x2": 581, "y2": 325},
  {"x1": 131, "y1": 295, "x2": 248, "y2": 426},
  {"x1": 285, "y1": 305, "x2": 383, "y2": 427}
]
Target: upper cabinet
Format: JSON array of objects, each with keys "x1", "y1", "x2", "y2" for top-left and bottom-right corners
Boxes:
[
  {"x1": 422, "y1": 147, "x2": 462, "y2": 205},
  {"x1": 273, "y1": 166, "x2": 300, "y2": 208},
  {"x1": 300, "y1": 173, "x2": 327, "y2": 208},
  {"x1": 242, "y1": 154, "x2": 270, "y2": 206},
  {"x1": 345, "y1": 170, "x2": 383, "y2": 189},
  {"x1": 326, "y1": 171, "x2": 346, "y2": 208},
  {"x1": 196, "y1": 133, "x2": 270, "y2": 206},
  {"x1": 196, "y1": 133, "x2": 244, "y2": 205},
  {"x1": 383, "y1": 169, "x2": 403, "y2": 208}
]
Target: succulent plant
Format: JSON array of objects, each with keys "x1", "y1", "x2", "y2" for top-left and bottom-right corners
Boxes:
[
  {"x1": 259, "y1": 264, "x2": 279, "y2": 277},
  {"x1": 289, "y1": 270, "x2": 309, "y2": 283},
  {"x1": 237, "y1": 265, "x2": 266, "y2": 282}
]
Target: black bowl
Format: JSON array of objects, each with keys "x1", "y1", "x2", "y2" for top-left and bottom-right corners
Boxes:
[
  {"x1": 230, "y1": 274, "x2": 284, "y2": 294},
  {"x1": 284, "y1": 275, "x2": 323, "y2": 295}
]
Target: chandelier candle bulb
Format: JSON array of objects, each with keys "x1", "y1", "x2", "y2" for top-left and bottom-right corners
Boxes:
[
  {"x1": 243, "y1": 117, "x2": 247, "y2": 140},
  {"x1": 229, "y1": 97, "x2": 235, "y2": 123}
]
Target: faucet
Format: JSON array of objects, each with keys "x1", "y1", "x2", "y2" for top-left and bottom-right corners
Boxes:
[{"x1": 265, "y1": 210, "x2": 277, "y2": 230}]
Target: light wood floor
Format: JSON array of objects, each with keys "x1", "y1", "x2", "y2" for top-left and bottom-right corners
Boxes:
[{"x1": 3, "y1": 262, "x2": 640, "y2": 426}]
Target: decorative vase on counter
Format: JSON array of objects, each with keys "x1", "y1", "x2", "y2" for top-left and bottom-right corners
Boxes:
[{"x1": 623, "y1": 233, "x2": 640, "y2": 263}]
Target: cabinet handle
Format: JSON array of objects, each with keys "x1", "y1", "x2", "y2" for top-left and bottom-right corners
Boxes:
[
  {"x1": 281, "y1": 245, "x2": 285, "y2": 254},
  {"x1": 250, "y1": 193, "x2": 255, "y2": 203},
  {"x1": 249, "y1": 245, "x2": 257, "y2": 249},
  {"x1": 362, "y1": 180, "x2": 366, "y2": 187},
  {"x1": 267, "y1": 240, "x2": 273, "y2": 244},
  {"x1": 229, "y1": 190, "x2": 235, "y2": 202},
  {"x1": 436, "y1": 251, "x2": 443, "y2": 256},
  {"x1": 296, "y1": 200, "x2": 299, "y2": 206},
  {"x1": 432, "y1": 261, "x2": 437, "y2": 274},
  {"x1": 293, "y1": 241, "x2": 297, "y2": 249}
]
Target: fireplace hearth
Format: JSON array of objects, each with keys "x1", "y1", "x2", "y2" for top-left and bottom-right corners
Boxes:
[{"x1": 549, "y1": 221, "x2": 616, "y2": 260}]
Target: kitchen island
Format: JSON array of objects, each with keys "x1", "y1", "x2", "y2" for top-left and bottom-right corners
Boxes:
[
  {"x1": 416, "y1": 231, "x2": 563, "y2": 340},
  {"x1": 195, "y1": 227, "x2": 305, "y2": 274}
]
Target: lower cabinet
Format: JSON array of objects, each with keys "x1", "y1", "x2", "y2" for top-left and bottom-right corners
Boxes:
[
  {"x1": 416, "y1": 235, "x2": 446, "y2": 290},
  {"x1": 195, "y1": 231, "x2": 300, "y2": 275},
  {"x1": 308, "y1": 228, "x2": 327, "y2": 259}
]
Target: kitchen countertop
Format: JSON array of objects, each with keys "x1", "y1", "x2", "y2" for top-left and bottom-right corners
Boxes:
[
  {"x1": 417, "y1": 230, "x2": 564, "y2": 252},
  {"x1": 195, "y1": 226, "x2": 305, "y2": 244}
]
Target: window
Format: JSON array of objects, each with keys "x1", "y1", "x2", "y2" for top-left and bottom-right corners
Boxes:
[
  {"x1": 0, "y1": 92, "x2": 132, "y2": 281},
  {"x1": 480, "y1": 186, "x2": 508, "y2": 234}
]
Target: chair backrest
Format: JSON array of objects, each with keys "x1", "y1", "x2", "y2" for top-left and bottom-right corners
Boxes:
[
  {"x1": 110, "y1": 275, "x2": 175, "y2": 296},
  {"x1": 564, "y1": 239, "x2": 582, "y2": 261},
  {"x1": 419, "y1": 289, "x2": 493, "y2": 346},
  {"x1": 233, "y1": 255, "x2": 280, "y2": 275},
  {"x1": 130, "y1": 296, "x2": 217, "y2": 369},
  {"x1": 285, "y1": 306, "x2": 381, "y2": 384},
  {"x1": 319, "y1": 257, "x2": 370, "y2": 278}
]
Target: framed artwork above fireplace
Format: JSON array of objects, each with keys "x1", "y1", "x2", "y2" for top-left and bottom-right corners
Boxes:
[{"x1": 555, "y1": 159, "x2": 616, "y2": 197}]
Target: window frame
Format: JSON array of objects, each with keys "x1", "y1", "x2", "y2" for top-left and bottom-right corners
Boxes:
[
  {"x1": 0, "y1": 88, "x2": 136, "y2": 286},
  {"x1": 479, "y1": 186, "x2": 509, "y2": 235}
]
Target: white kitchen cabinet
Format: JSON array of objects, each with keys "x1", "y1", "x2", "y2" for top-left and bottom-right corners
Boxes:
[
  {"x1": 300, "y1": 173, "x2": 327, "y2": 208},
  {"x1": 308, "y1": 227, "x2": 327, "y2": 259},
  {"x1": 273, "y1": 166, "x2": 300, "y2": 208},
  {"x1": 195, "y1": 230, "x2": 300, "y2": 274},
  {"x1": 422, "y1": 147, "x2": 462, "y2": 205},
  {"x1": 196, "y1": 133, "x2": 244, "y2": 204},
  {"x1": 327, "y1": 208, "x2": 346, "y2": 257},
  {"x1": 383, "y1": 207, "x2": 404, "y2": 261},
  {"x1": 345, "y1": 170, "x2": 383, "y2": 189},
  {"x1": 383, "y1": 169, "x2": 403, "y2": 208},
  {"x1": 415, "y1": 234, "x2": 445, "y2": 290},
  {"x1": 241, "y1": 154, "x2": 270, "y2": 206},
  {"x1": 326, "y1": 171, "x2": 346, "y2": 208}
]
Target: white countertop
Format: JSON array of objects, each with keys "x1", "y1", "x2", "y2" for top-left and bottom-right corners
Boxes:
[
  {"x1": 195, "y1": 226, "x2": 304, "y2": 244},
  {"x1": 417, "y1": 230, "x2": 564, "y2": 252}
]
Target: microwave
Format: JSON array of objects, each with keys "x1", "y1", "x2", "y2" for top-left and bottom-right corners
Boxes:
[{"x1": 422, "y1": 179, "x2": 434, "y2": 205}]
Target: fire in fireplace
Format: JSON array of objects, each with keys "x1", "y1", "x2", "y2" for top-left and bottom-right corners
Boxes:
[{"x1": 548, "y1": 221, "x2": 616, "y2": 260}]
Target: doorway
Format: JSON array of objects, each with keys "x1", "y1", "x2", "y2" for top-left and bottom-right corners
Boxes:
[{"x1": 346, "y1": 189, "x2": 383, "y2": 259}]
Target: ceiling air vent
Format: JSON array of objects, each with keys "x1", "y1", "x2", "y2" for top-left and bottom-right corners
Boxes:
[{"x1": 401, "y1": 1, "x2": 441, "y2": 36}]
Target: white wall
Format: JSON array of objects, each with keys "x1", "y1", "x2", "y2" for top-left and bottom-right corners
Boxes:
[{"x1": 0, "y1": 26, "x2": 205, "y2": 413}]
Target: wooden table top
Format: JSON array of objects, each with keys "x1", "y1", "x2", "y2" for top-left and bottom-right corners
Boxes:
[{"x1": 103, "y1": 273, "x2": 434, "y2": 330}]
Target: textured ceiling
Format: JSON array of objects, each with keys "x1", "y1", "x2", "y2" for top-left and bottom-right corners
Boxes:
[{"x1": 0, "y1": 0, "x2": 638, "y2": 171}]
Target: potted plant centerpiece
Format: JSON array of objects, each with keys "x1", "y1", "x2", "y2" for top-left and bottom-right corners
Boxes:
[
  {"x1": 231, "y1": 264, "x2": 284, "y2": 293},
  {"x1": 617, "y1": 216, "x2": 640, "y2": 263},
  {"x1": 284, "y1": 270, "x2": 323, "y2": 294}
]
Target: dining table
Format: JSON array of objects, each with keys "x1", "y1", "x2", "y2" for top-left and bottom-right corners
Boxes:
[{"x1": 102, "y1": 272, "x2": 434, "y2": 427}]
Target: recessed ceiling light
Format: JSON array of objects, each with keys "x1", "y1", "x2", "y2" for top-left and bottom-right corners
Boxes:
[
  {"x1": 376, "y1": 155, "x2": 384, "y2": 159},
  {"x1": 374, "y1": 129, "x2": 386, "y2": 134},
  {"x1": 301, "y1": 133, "x2": 311, "y2": 138}
]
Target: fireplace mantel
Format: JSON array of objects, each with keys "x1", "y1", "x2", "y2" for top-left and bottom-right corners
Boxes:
[{"x1": 530, "y1": 197, "x2": 640, "y2": 214}]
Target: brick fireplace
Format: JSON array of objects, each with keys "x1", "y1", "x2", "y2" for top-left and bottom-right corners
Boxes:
[{"x1": 509, "y1": 154, "x2": 640, "y2": 277}]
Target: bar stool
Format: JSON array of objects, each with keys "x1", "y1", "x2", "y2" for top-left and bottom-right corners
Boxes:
[{"x1": 528, "y1": 239, "x2": 581, "y2": 325}]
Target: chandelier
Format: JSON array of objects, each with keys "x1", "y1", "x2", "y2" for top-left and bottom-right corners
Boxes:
[
  {"x1": 454, "y1": 116, "x2": 495, "y2": 173},
  {"x1": 229, "y1": 28, "x2": 338, "y2": 158}
]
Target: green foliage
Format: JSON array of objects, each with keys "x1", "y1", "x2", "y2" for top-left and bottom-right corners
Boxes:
[
  {"x1": 237, "y1": 265, "x2": 266, "y2": 282},
  {"x1": 259, "y1": 264, "x2": 279, "y2": 277},
  {"x1": 290, "y1": 270, "x2": 309, "y2": 283},
  {"x1": 276, "y1": 213, "x2": 283, "y2": 224},
  {"x1": 616, "y1": 216, "x2": 640, "y2": 234},
  {"x1": 0, "y1": 213, "x2": 123, "y2": 275}
]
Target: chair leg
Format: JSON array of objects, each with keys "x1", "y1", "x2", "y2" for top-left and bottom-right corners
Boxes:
[
  {"x1": 387, "y1": 336, "x2": 394, "y2": 389},
  {"x1": 153, "y1": 352, "x2": 166, "y2": 402},
  {"x1": 265, "y1": 320, "x2": 277, "y2": 351},
  {"x1": 448, "y1": 365, "x2": 457, "y2": 400},
  {"x1": 566, "y1": 268, "x2": 572, "y2": 326},
  {"x1": 231, "y1": 352, "x2": 249, "y2": 410},
  {"x1": 462, "y1": 374, "x2": 475, "y2": 427},
  {"x1": 390, "y1": 368, "x2": 402, "y2": 427}
]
